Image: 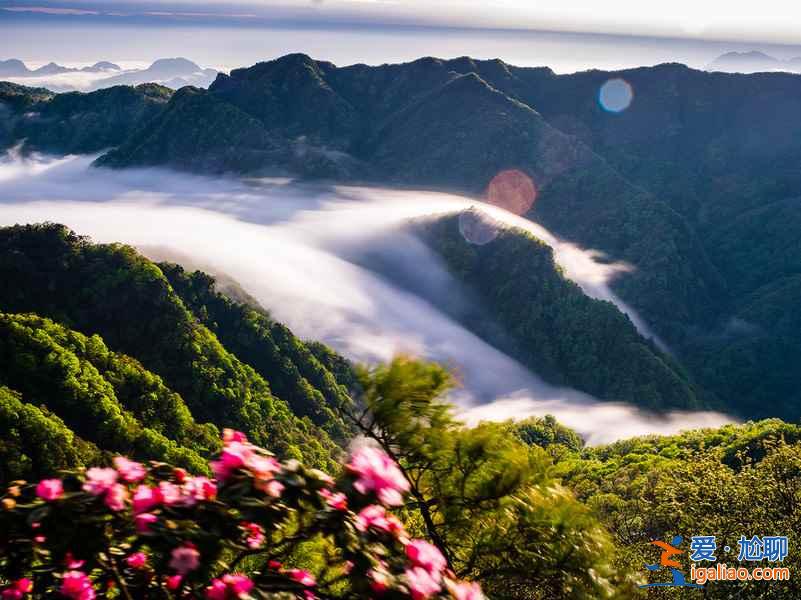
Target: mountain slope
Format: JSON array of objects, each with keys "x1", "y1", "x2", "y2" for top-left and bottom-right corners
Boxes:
[
  {"x1": 95, "y1": 86, "x2": 283, "y2": 173},
  {"x1": 4, "y1": 55, "x2": 801, "y2": 420},
  {"x1": 0, "y1": 384, "x2": 98, "y2": 482},
  {"x1": 0, "y1": 313, "x2": 211, "y2": 475},
  {"x1": 418, "y1": 212, "x2": 699, "y2": 410},
  {"x1": 0, "y1": 223, "x2": 348, "y2": 470},
  {"x1": 160, "y1": 264, "x2": 354, "y2": 442},
  {"x1": 0, "y1": 82, "x2": 171, "y2": 154},
  {"x1": 91, "y1": 56, "x2": 720, "y2": 347}
]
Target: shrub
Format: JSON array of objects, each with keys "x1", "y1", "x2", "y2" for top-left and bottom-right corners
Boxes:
[{"x1": 0, "y1": 430, "x2": 483, "y2": 600}]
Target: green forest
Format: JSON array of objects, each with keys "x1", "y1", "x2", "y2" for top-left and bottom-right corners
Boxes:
[
  {"x1": 4, "y1": 56, "x2": 801, "y2": 423},
  {"x1": 0, "y1": 222, "x2": 799, "y2": 598}
]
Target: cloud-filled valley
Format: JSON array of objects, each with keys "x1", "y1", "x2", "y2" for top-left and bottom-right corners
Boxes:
[{"x1": 0, "y1": 151, "x2": 734, "y2": 444}]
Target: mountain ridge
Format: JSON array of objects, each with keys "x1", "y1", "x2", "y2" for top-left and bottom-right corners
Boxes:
[
  {"x1": 0, "y1": 57, "x2": 217, "y2": 92},
  {"x1": 3, "y1": 54, "x2": 801, "y2": 419}
]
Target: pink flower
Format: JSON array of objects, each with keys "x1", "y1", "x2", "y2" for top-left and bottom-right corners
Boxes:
[
  {"x1": 13, "y1": 580, "x2": 31, "y2": 594},
  {"x1": 355, "y1": 505, "x2": 407, "y2": 538},
  {"x1": 104, "y1": 483, "x2": 129, "y2": 511},
  {"x1": 347, "y1": 446, "x2": 409, "y2": 506},
  {"x1": 267, "y1": 560, "x2": 282, "y2": 570},
  {"x1": 405, "y1": 567, "x2": 441, "y2": 600},
  {"x1": 205, "y1": 580, "x2": 227, "y2": 600},
  {"x1": 368, "y1": 569, "x2": 390, "y2": 594},
  {"x1": 125, "y1": 552, "x2": 148, "y2": 570},
  {"x1": 83, "y1": 468, "x2": 118, "y2": 496},
  {"x1": 183, "y1": 476, "x2": 217, "y2": 502},
  {"x1": 210, "y1": 441, "x2": 251, "y2": 482},
  {"x1": 36, "y1": 479, "x2": 63, "y2": 501},
  {"x1": 60, "y1": 571, "x2": 95, "y2": 600},
  {"x1": 64, "y1": 553, "x2": 85, "y2": 569},
  {"x1": 113, "y1": 457, "x2": 146, "y2": 483},
  {"x1": 1, "y1": 588, "x2": 23, "y2": 600},
  {"x1": 169, "y1": 545, "x2": 200, "y2": 575},
  {"x1": 133, "y1": 485, "x2": 162, "y2": 514},
  {"x1": 158, "y1": 481, "x2": 182, "y2": 505},
  {"x1": 205, "y1": 574, "x2": 253, "y2": 599},
  {"x1": 1, "y1": 578, "x2": 32, "y2": 600},
  {"x1": 242, "y1": 522, "x2": 265, "y2": 549},
  {"x1": 223, "y1": 429, "x2": 248, "y2": 443},
  {"x1": 288, "y1": 569, "x2": 316, "y2": 587},
  {"x1": 247, "y1": 454, "x2": 281, "y2": 479},
  {"x1": 135, "y1": 512, "x2": 158, "y2": 533},
  {"x1": 165, "y1": 575, "x2": 183, "y2": 591},
  {"x1": 406, "y1": 540, "x2": 447, "y2": 576},
  {"x1": 446, "y1": 581, "x2": 485, "y2": 600},
  {"x1": 260, "y1": 479, "x2": 284, "y2": 498},
  {"x1": 319, "y1": 488, "x2": 348, "y2": 511}
]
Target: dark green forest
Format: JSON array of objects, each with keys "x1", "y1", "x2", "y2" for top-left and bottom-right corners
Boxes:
[
  {"x1": 0, "y1": 223, "x2": 346, "y2": 477},
  {"x1": 3, "y1": 54, "x2": 801, "y2": 598},
  {"x1": 3, "y1": 56, "x2": 800, "y2": 420},
  {"x1": 0, "y1": 224, "x2": 799, "y2": 598},
  {"x1": 417, "y1": 214, "x2": 699, "y2": 410}
]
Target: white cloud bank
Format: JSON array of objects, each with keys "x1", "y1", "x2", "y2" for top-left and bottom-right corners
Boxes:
[{"x1": 0, "y1": 151, "x2": 735, "y2": 444}]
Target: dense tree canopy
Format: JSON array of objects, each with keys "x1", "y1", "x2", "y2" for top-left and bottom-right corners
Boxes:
[
  {"x1": 0, "y1": 224, "x2": 353, "y2": 471},
  {"x1": 160, "y1": 264, "x2": 354, "y2": 443},
  {"x1": 419, "y1": 215, "x2": 698, "y2": 411}
]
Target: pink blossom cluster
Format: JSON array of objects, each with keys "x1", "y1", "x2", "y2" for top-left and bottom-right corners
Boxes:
[
  {"x1": 132, "y1": 475, "x2": 216, "y2": 514},
  {"x1": 242, "y1": 521, "x2": 266, "y2": 549},
  {"x1": 346, "y1": 446, "x2": 410, "y2": 506},
  {"x1": 60, "y1": 571, "x2": 95, "y2": 600},
  {"x1": 205, "y1": 574, "x2": 254, "y2": 599},
  {"x1": 404, "y1": 540, "x2": 450, "y2": 600},
  {"x1": 0, "y1": 579, "x2": 32, "y2": 600},
  {"x1": 210, "y1": 429, "x2": 284, "y2": 496},
  {"x1": 356, "y1": 504, "x2": 408, "y2": 540},
  {"x1": 20, "y1": 429, "x2": 485, "y2": 600}
]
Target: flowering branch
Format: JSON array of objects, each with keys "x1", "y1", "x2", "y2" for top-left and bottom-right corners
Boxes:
[{"x1": 0, "y1": 430, "x2": 484, "y2": 600}]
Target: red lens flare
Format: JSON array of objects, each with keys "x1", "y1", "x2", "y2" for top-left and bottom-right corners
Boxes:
[{"x1": 485, "y1": 169, "x2": 537, "y2": 216}]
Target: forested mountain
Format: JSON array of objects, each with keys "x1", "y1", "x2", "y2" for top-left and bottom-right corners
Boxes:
[
  {"x1": 159, "y1": 264, "x2": 354, "y2": 442},
  {"x1": 417, "y1": 213, "x2": 698, "y2": 410},
  {"x1": 0, "y1": 223, "x2": 357, "y2": 481},
  {"x1": 0, "y1": 81, "x2": 171, "y2": 154},
  {"x1": 0, "y1": 313, "x2": 213, "y2": 476},
  {"x1": 2, "y1": 54, "x2": 801, "y2": 419},
  {"x1": 520, "y1": 415, "x2": 801, "y2": 599}
]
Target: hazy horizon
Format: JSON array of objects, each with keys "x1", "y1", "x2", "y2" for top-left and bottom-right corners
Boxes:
[{"x1": 5, "y1": 18, "x2": 801, "y2": 75}]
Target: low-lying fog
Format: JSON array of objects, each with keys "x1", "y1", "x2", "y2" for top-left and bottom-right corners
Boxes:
[{"x1": 0, "y1": 151, "x2": 734, "y2": 444}]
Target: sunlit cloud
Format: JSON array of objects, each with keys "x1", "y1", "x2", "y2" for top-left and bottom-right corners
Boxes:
[{"x1": 0, "y1": 151, "x2": 734, "y2": 444}]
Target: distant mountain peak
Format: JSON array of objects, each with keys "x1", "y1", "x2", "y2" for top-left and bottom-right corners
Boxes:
[
  {"x1": 706, "y1": 50, "x2": 796, "y2": 73},
  {"x1": 88, "y1": 61, "x2": 121, "y2": 71},
  {"x1": 149, "y1": 57, "x2": 201, "y2": 70},
  {"x1": 34, "y1": 62, "x2": 71, "y2": 75},
  {"x1": 0, "y1": 58, "x2": 30, "y2": 77}
]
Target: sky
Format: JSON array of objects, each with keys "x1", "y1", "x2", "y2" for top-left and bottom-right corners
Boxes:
[
  {"x1": 2, "y1": 0, "x2": 801, "y2": 43},
  {"x1": 3, "y1": 0, "x2": 801, "y2": 73}
]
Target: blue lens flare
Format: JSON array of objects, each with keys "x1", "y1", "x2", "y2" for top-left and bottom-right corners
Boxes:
[{"x1": 599, "y1": 78, "x2": 634, "y2": 112}]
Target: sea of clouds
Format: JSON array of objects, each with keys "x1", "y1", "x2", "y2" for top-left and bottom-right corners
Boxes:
[{"x1": 0, "y1": 151, "x2": 734, "y2": 444}]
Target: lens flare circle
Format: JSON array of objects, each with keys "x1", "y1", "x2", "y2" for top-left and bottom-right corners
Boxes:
[
  {"x1": 458, "y1": 208, "x2": 500, "y2": 245},
  {"x1": 485, "y1": 169, "x2": 537, "y2": 216},
  {"x1": 598, "y1": 78, "x2": 633, "y2": 113}
]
